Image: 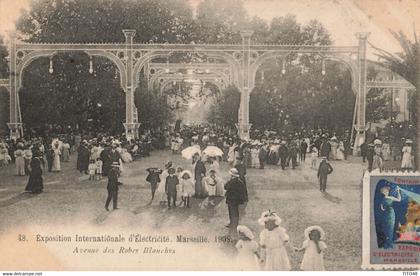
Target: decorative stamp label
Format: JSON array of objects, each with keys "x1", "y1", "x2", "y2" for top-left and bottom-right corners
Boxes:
[{"x1": 363, "y1": 171, "x2": 420, "y2": 270}]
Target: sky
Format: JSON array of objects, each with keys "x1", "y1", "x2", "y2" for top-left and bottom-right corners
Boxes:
[{"x1": 0, "y1": 0, "x2": 419, "y2": 58}]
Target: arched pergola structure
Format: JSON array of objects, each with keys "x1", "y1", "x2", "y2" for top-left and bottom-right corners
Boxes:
[{"x1": 7, "y1": 29, "x2": 387, "y2": 153}]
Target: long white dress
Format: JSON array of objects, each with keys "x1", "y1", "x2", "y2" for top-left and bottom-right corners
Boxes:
[
  {"x1": 401, "y1": 146, "x2": 413, "y2": 169},
  {"x1": 251, "y1": 148, "x2": 260, "y2": 168},
  {"x1": 260, "y1": 227, "x2": 291, "y2": 271},
  {"x1": 52, "y1": 147, "x2": 61, "y2": 172},
  {"x1": 155, "y1": 169, "x2": 169, "y2": 203},
  {"x1": 300, "y1": 239, "x2": 327, "y2": 271},
  {"x1": 235, "y1": 239, "x2": 260, "y2": 270},
  {"x1": 336, "y1": 144, "x2": 345, "y2": 160}
]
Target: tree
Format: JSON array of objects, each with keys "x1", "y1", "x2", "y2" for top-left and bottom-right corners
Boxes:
[
  {"x1": 15, "y1": 0, "x2": 194, "y2": 134},
  {"x1": 371, "y1": 29, "x2": 420, "y2": 169},
  {"x1": 207, "y1": 86, "x2": 240, "y2": 128}
]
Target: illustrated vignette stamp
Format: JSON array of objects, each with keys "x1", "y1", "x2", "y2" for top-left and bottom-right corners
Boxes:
[{"x1": 362, "y1": 170, "x2": 420, "y2": 270}]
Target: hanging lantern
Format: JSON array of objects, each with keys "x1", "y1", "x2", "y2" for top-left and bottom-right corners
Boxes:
[
  {"x1": 49, "y1": 57, "x2": 53, "y2": 74},
  {"x1": 321, "y1": 59, "x2": 326, "y2": 75},
  {"x1": 89, "y1": 56, "x2": 94, "y2": 74},
  {"x1": 165, "y1": 58, "x2": 170, "y2": 73},
  {"x1": 281, "y1": 59, "x2": 286, "y2": 75}
]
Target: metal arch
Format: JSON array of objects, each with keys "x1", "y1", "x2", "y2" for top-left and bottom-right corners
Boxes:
[
  {"x1": 322, "y1": 55, "x2": 359, "y2": 94},
  {"x1": 146, "y1": 62, "x2": 232, "y2": 89},
  {"x1": 149, "y1": 71, "x2": 229, "y2": 90},
  {"x1": 132, "y1": 49, "x2": 241, "y2": 89},
  {"x1": 248, "y1": 50, "x2": 359, "y2": 94},
  {"x1": 159, "y1": 78, "x2": 225, "y2": 95},
  {"x1": 15, "y1": 49, "x2": 128, "y2": 91},
  {"x1": 83, "y1": 50, "x2": 127, "y2": 90},
  {"x1": 16, "y1": 50, "x2": 57, "y2": 90}
]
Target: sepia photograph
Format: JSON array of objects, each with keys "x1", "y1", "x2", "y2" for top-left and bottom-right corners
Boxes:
[{"x1": 0, "y1": 0, "x2": 419, "y2": 273}]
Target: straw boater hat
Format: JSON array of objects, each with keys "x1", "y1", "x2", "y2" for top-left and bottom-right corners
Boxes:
[
  {"x1": 237, "y1": 225, "x2": 255, "y2": 240},
  {"x1": 111, "y1": 162, "x2": 120, "y2": 167},
  {"x1": 406, "y1": 139, "x2": 413, "y2": 144},
  {"x1": 258, "y1": 210, "x2": 282, "y2": 226},
  {"x1": 229, "y1": 168, "x2": 240, "y2": 178},
  {"x1": 304, "y1": 225, "x2": 325, "y2": 240}
]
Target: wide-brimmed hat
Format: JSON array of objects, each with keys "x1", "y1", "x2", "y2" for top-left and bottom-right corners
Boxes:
[
  {"x1": 406, "y1": 139, "x2": 413, "y2": 144},
  {"x1": 229, "y1": 168, "x2": 240, "y2": 178},
  {"x1": 304, "y1": 225, "x2": 325, "y2": 240},
  {"x1": 237, "y1": 225, "x2": 254, "y2": 240},
  {"x1": 258, "y1": 210, "x2": 282, "y2": 226},
  {"x1": 181, "y1": 170, "x2": 192, "y2": 179}
]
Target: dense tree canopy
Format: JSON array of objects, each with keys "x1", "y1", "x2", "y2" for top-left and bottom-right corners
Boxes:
[{"x1": 12, "y1": 0, "x2": 361, "y2": 136}]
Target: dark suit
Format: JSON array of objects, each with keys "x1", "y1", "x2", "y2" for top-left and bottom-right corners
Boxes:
[
  {"x1": 224, "y1": 177, "x2": 246, "y2": 228},
  {"x1": 317, "y1": 160, "x2": 333, "y2": 192},
  {"x1": 279, "y1": 145, "x2": 288, "y2": 169},
  {"x1": 105, "y1": 167, "x2": 120, "y2": 210},
  {"x1": 320, "y1": 141, "x2": 331, "y2": 160},
  {"x1": 165, "y1": 175, "x2": 179, "y2": 207},
  {"x1": 194, "y1": 160, "x2": 206, "y2": 198}
]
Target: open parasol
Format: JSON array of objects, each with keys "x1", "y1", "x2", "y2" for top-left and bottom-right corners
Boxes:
[
  {"x1": 181, "y1": 145, "x2": 201, "y2": 160},
  {"x1": 202, "y1": 146, "x2": 224, "y2": 157}
]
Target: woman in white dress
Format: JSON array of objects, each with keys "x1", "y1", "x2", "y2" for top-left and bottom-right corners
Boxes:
[
  {"x1": 51, "y1": 143, "x2": 61, "y2": 172},
  {"x1": 258, "y1": 211, "x2": 291, "y2": 271},
  {"x1": 401, "y1": 140, "x2": 414, "y2": 170},
  {"x1": 381, "y1": 140, "x2": 391, "y2": 161},
  {"x1": 208, "y1": 158, "x2": 224, "y2": 196},
  {"x1": 14, "y1": 143, "x2": 25, "y2": 176},
  {"x1": 251, "y1": 145, "x2": 260, "y2": 168},
  {"x1": 336, "y1": 141, "x2": 345, "y2": 161},
  {"x1": 329, "y1": 138, "x2": 338, "y2": 160},
  {"x1": 121, "y1": 148, "x2": 133, "y2": 163},
  {"x1": 236, "y1": 225, "x2": 261, "y2": 270},
  {"x1": 61, "y1": 142, "x2": 71, "y2": 162},
  {"x1": 228, "y1": 143, "x2": 236, "y2": 165}
]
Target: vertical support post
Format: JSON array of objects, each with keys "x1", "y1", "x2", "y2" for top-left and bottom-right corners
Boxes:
[
  {"x1": 122, "y1": 29, "x2": 140, "y2": 140},
  {"x1": 238, "y1": 30, "x2": 253, "y2": 140},
  {"x1": 7, "y1": 31, "x2": 22, "y2": 140},
  {"x1": 353, "y1": 32, "x2": 370, "y2": 155}
]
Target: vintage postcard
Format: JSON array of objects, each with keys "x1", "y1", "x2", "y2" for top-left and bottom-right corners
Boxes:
[{"x1": 0, "y1": 0, "x2": 419, "y2": 273}]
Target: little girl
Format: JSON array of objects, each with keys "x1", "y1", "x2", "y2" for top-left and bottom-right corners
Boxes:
[
  {"x1": 294, "y1": 225, "x2": 327, "y2": 271},
  {"x1": 258, "y1": 210, "x2": 291, "y2": 271},
  {"x1": 204, "y1": 169, "x2": 218, "y2": 206},
  {"x1": 310, "y1": 146, "x2": 318, "y2": 169},
  {"x1": 235, "y1": 225, "x2": 261, "y2": 270},
  {"x1": 88, "y1": 159, "x2": 97, "y2": 181},
  {"x1": 95, "y1": 158, "x2": 103, "y2": 180},
  {"x1": 180, "y1": 170, "x2": 194, "y2": 208}
]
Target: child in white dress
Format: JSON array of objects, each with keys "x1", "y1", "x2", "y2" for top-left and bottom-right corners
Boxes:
[
  {"x1": 180, "y1": 170, "x2": 194, "y2": 208},
  {"x1": 294, "y1": 225, "x2": 327, "y2": 271},
  {"x1": 95, "y1": 158, "x2": 103, "y2": 180},
  {"x1": 88, "y1": 160, "x2": 97, "y2": 181},
  {"x1": 235, "y1": 225, "x2": 261, "y2": 270},
  {"x1": 310, "y1": 147, "x2": 318, "y2": 169},
  {"x1": 258, "y1": 210, "x2": 291, "y2": 271},
  {"x1": 204, "y1": 169, "x2": 218, "y2": 206}
]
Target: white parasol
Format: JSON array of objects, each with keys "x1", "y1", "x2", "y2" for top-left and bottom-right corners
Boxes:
[
  {"x1": 181, "y1": 145, "x2": 201, "y2": 160},
  {"x1": 202, "y1": 146, "x2": 224, "y2": 157}
]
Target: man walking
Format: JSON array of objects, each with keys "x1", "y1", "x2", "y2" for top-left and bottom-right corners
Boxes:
[
  {"x1": 105, "y1": 162, "x2": 121, "y2": 211},
  {"x1": 224, "y1": 168, "x2": 247, "y2": 229},
  {"x1": 317, "y1": 157, "x2": 333, "y2": 192},
  {"x1": 300, "y1": 139, "x2": 308, "y2": 162}
]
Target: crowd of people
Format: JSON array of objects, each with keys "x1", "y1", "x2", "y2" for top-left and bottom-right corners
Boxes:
[{"x1": 0, "y1": 122, "x2": 418, "y2": 271}]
